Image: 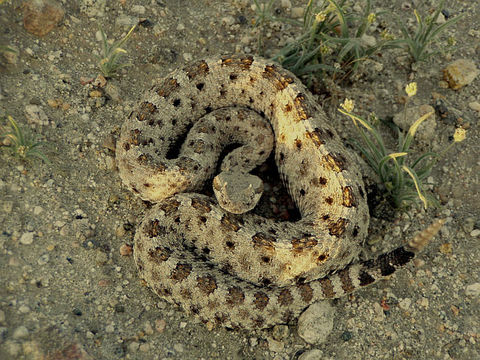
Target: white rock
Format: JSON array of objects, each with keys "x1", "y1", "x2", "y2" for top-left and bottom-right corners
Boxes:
[
  {"x1": 398, "y1": 297, "x2": 412, "y2": 310},
  {"x1": 131, "y1": 5, "x2": 145, "y2": 14},
  {"x1": 468, "y1": 101, "x2": 480, "y2": 112},
  {"x1": 297, "y1": 301, "x2": 334, "y2": 344},
  {"x1": 291, "y1": 7, "x2": 304, "y2": 18},
  {"x1": 435, "y1": 13, "x2": 446, "y2": 24},
  {"x1": 37, "y1": 253, "x2": 50, "y2": 265},
  {"x1": 267, "y1": 337, "x2": 284, "y2": 353},
  {"x1": 128, "y1": 341, "x2": 139, "y2": 352},
  {"x1": 466, "y1": 283, "x2": 480, "y2": 297},
  {"x1": 115, "y1": 15, "x2": 137, "y2": 27},
  {"x1": 299, "y1": 349, "x2": 324, "y2": 360},
  {"x1": 13, "y1": 325, "x2": 29, "y2": 339},
  {"x1": 33, "y1": 206, "x2": 43, "y2": 215},
  {"x1": 280, "y1": 0, "x2": 292, "y2": 9},
  {"x1": 360, "y1": 34, "x2": 377, "y2": 48},
  {"x1": 373, "y1": 302, "x2": 385, "y2": 321},
  {"x1": 221, "y1": 16, "x2": 235, "y2": 26},
  {"x1": 173, "y1": 343, "x2": 184, "y2": 353},
  {"x1": 19, "y1": 305, "x2": 30, "y2": 314},
  {"x1": 20, "y1": 232, "x2": 35, "y2": 245},
  {"x1": 471, "y1": 229, "x2": 480, "y2": 237},
  {"x1": 24, "y1": 104, "x2": 49, "y2": 126}
]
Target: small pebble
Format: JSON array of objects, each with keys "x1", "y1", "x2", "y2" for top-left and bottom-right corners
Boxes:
[
  {"x1": 33, "y1": 206, "x2": 43, "y2": 215},
  {"x1": 13, "y1": 325, "x2": 29, "y2": 339},
  {"x1": 155, "y1": 319, "x2": 166, "y2": 333},
  {"x1": 468, "y1": 101, "x2": 480, "y2": 112},
  {"x1": 221, "y1": 16, "x2": 235, "y2": 26},
  {"x1": 19, "y1": 305, "x2": 30, "y2": 314},
  {"x1": 24, "y1": 104, "x2": 49, "y2": 126},
  {"x1": 37, "y1": 253, "x2": 50, "y2": 265},
  {"x1": 119, "y1": 244, "x2": 133, "y2": 256},
  {"x1": 297, "y1": 302, "x2": 334, "y2": 344},
  {"x1": 398, "y1": 298, "x2": 412, "y2": 310},
  {"x1": 132, "y1": 5, "x2": 145, "y2": 14},
  {"x1": 128, "y1": 341, "x2": 139, "y2": 352},
  {"x1": 299, "y1": 349, "x2": 324, "y2": 360},
  {"x1": 105, "y1": 324, "x2": 115, "y2": 333},
  {"x1": 116, "y1": 224, "x2": 126, "y2": 237},
  {"x1": 173, "y1": 343, "x2": 184, "y2": 353},
  {"x1": 267, "y1": 337, "x2": 284, "y2": 353},
  {"x1": 144, "y1": 321, "x2": 154, "y2": 335},
  {"x1": 291, "y1": 7, "x2": 304, "y2": 18},
  {"x1": 272, "y1": 324, "x2": 289, "y2": 340},
  {"x1": 139, "y1": 343, "x2": 150, "y2": 352},
  {"x1": 465, "y1": 283, "x2": 480, "y2": 297},
  {"x1": 23, "y1": 0, "x2": 65, "y2": 37},
  {"x1": 470, "y1": 229, "x2": 480, "y2": 237},
  {"x1": 20, "y1": 232, "x2": 35, "y2": 245}
]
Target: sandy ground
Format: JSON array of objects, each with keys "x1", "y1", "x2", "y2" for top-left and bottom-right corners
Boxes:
[{"x1": 0, "y1": 0, "x2": 479, "y2": 359}]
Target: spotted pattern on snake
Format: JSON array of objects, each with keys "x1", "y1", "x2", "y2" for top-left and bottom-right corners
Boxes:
[{"x1": 116, "y1": 54, "x2": 444, "y2": 330}]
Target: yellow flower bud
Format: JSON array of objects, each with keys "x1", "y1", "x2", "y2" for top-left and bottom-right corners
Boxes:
[
  {"x1": 315, "y1": 12, "x2": 327, "y2": 23},
  {"x1": 453, "y1": 128, "x2": 466, "y2": 142},
  {"x1": 367, "y1": 13, "x2": 376, "y2": 24},
  {"x1": 405, "y1": 82, "x2": 417, "y2": 97},
  {"x1": 340, "y1": 99, "x2": 354, "y2": 112}
]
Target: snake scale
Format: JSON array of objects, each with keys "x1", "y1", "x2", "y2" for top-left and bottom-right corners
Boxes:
[{"x1": 116, "y1": 55, "x2": 444, "y2": 330}]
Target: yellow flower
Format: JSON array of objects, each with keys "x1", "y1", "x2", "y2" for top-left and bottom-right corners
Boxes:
[
  {"x1": 315, "y1": 11, "x2": 327, "y2": 23},
  {"x1": 381, "y1": 29, "x2": 395, "y2": 40},
  {"x1": 405, "y1": 82, "x2": 417, "y2": 97},
  {"x1": 453, "y1": 128, "x2": 466, "y2": 142},
  {"x1": 367, "y1": 13, "x2": 376, "y2": 24},
  {"x1": 320, "y1": 44, "x2": 331, "y2": 54},
  {"x1": 340, "y1": 99, "x2": 354, "y2": 112}
]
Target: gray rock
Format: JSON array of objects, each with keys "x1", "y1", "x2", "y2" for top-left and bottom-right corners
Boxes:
[
  {"x1": 466, "y1": 283, "x2": 480, "y2": 297},
  {"x1": 24, "y1": 104, "x2": 49, "y2": 126},
  {"x1": 297, "y1": 301, "x2": 334, "y2": 344},
  {"x1": 299, "y1": 349, "x2": 325, "y2": 360},
  {"x1": 20, "y1": 232, "x2": 35, "y2": 245},
  {"x1": 393, "y1": 104, "x2": 436, "y2": 142},
  {"x1": 13, "y1": 325, "x2": 29, "y2": 339}
]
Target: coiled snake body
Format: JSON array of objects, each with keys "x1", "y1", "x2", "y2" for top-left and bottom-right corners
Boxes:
[{"x1": 116, "y1": 55, "x2": 443, "y2": 329}]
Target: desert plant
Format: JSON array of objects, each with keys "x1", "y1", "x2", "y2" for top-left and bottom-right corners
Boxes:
[
  {"x1": 390, "y1": 0, "x2": 463, "y2": 62},
  {"x1": 96, "y1": 25, "x2": 136, "y2": 78},
  {"x1": 338, "y1": 83, "x2": 466, "y2": 210},
  {"x1": 272, "y1": 0, "x2": 393, "y2": 86},
  {"x1": 0, "y1": 115, "x2": 50, "y2": 163}
]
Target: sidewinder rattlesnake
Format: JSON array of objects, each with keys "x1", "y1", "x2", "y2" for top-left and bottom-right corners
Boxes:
[{"x1": 116, "y1": 54, "x2": 444, "y2": 330}]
